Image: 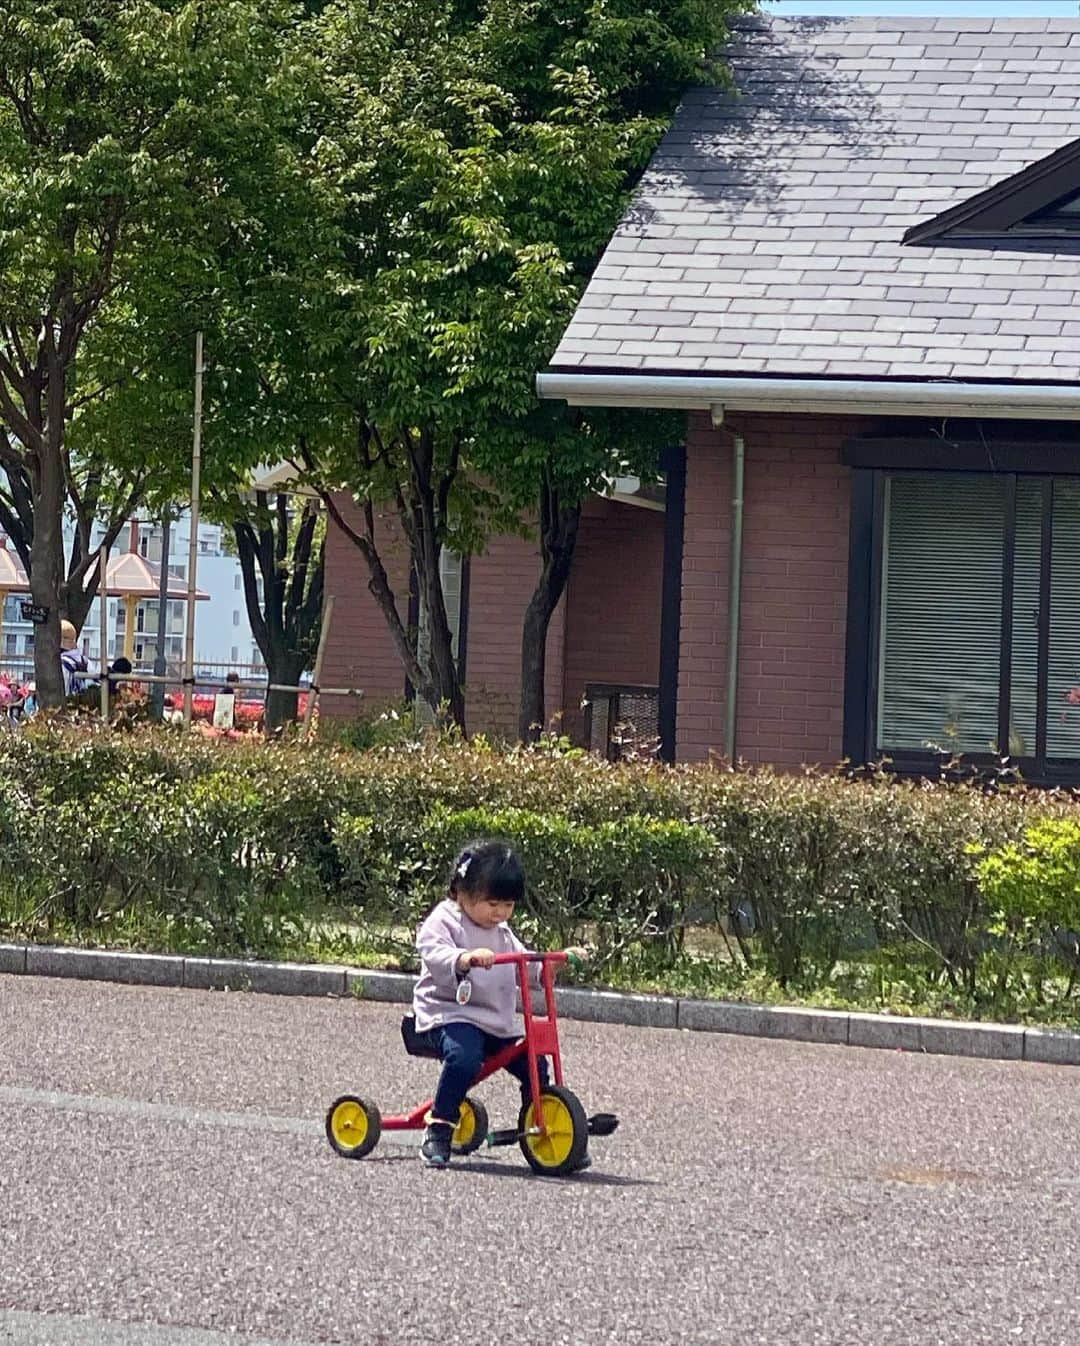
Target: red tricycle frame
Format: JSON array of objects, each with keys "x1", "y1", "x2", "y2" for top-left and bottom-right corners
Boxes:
[
  {"x1": 325, "y1": 947, "x2": 617, "y2": 1172},
  {"x1": 383, "y1": 950, "x2": 566, "y2": 1138}
]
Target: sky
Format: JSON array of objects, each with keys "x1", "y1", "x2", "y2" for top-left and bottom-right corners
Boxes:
[{"x1": 765, "y1": 1, "x2": 1080, "y2": 16}]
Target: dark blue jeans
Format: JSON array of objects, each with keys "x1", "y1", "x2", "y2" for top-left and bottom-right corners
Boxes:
[{"x1": 417, "y1": 1021, "x2": 550, "y2": 1126}]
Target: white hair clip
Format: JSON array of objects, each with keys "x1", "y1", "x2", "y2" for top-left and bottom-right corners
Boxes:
[{"x1": 456, "y1": 853, "x2": 472, "y2": 880}]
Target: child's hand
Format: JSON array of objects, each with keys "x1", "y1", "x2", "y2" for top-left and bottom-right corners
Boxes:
[
  {"x1": 459, "y1": 948, "x2": 496, "y2": 971},
  {"x1": 564, "y1": 945, "x2": 589, "y2": 963}
]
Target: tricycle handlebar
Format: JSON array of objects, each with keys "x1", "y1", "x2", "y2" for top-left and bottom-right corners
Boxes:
[{"x1": 490, "y1": 951, "x2": 567, "y2": 966}]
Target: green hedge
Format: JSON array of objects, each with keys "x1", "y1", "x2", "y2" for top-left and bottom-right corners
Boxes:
[
  {"x1": 334, "y1": 804, "x2": 717, "y2": 968},
  {"x1": 2, "y1": 722, "x2": 1079, "y2": 1021}
]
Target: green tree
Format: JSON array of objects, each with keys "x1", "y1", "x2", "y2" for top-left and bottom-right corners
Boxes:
[
  {"x1": 0, "y1": 0, "x2": 303, "y2": 704},
  {"x1": 301, "y1": 0, "x2": 746, "y2": 734}
]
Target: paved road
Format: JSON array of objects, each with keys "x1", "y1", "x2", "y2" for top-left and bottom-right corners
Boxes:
[{"x1": 2, "y1": 975, "x2": 1080, "y2": 1346}]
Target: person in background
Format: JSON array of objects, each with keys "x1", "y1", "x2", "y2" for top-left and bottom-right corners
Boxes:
[
  {"x1": 108, "y1": 656, "x2": 134, "y2": 699},
  {"x1": 59, "y1": 620, "x2": 89, "y2": 698}
]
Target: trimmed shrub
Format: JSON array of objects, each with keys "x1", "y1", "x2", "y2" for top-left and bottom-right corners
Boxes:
[
  {"x1": 2, "y1": 723, "x2": 1079, "y2": 1014},
  {"x1": 976, "y1": 819, "x2": 1080, "y2": 999},
  {"x1": 336, "y1": 804, "x2": 719, "y2": 967}
]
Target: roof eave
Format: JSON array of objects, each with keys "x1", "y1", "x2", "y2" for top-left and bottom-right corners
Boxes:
[{"x1": 537, "y1": 372, "x2": 1080, "y2": 421}]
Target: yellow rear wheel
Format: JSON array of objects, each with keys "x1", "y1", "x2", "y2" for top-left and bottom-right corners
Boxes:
[
  {"x1": 517, "y1": 1085, "x2": 588, "y2": 1176},
  {"x1": 452, "y1": 1095, "x2": 489, "y2": 1155},
  {"x1": 325, "y1": 1094, "x2": 381, "y2": 1159}
]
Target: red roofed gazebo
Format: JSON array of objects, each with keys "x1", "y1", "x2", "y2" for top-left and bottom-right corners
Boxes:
[
  {"x1": 0, "y1": 537, "x2": 29, "y2": 646},
  {"x1": 98, "y1": 522, "x2": 209, "y2": 661}
]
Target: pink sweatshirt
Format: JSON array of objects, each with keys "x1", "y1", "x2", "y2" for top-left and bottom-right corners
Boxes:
[{"x1": 413, "y1": 898, "x2": 539, "y2": 1038}]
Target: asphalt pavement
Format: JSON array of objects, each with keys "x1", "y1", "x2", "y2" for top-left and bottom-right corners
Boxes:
[{"x1": 2, "y1": 974, "x2": 1079, "y2": 1346}]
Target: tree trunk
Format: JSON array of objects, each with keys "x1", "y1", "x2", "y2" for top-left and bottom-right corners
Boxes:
[
  {"x1": 30, "y1": 354, "x2": 68, "y2": 708},
  {"x1": 61, "y1": 564, "x2": 101, "y2": 634},
  {"x1": 232, "y1": 489, "x2": 325, "y2": 736},
  {"x1": 321, "y1": 478, "x2": 465, "y2": 731},
  {"x1": 518, "y1": 477, "x2": 581, "y2": 743},
  {"x1": 265, "y1": 650, "x2": 306, "y2": 734},
  {"x1": 417, "y1": 542, "x2": 466, "y2": 732}
]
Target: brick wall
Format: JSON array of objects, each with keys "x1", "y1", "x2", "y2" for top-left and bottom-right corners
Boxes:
[
  {"x1": 465, "y1": 533, "x2": 566, "y2": 738},
  {"x1": 322, "y1": 497, "x2": 411, "y2": 718},
  {"x1": 321, "y1": 497, "x2": 565, "y2": 736},
  {"x1": 676, "y1": 411, "x2": 855, "y2": 768},
  {"x1": 562, "y1": 495, "x2": 666, "y2": 743}
]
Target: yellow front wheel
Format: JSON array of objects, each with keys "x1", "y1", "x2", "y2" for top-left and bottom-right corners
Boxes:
[
  {"x1": 517, "y1": 1085, "x2": 588, "y2": 1177},
  {"x1": 325, "y1": 1094, "x2": 382, "y2": 1160},
  {"x1": 452, "y1": 1095, "x2": 489, "y2": 1156}
]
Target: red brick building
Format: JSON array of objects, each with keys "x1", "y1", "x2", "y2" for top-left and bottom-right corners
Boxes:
[
  {"x1": 326, "y1": 17, "x2": 1080, "y2": 779},
  {"x1": 322, "y1": 491, "x2": 665, "y2": 746},
  {"x1": 673, "y1": 410, "x2": 852, "y2": 769},
  {"x1": 534, "y1": 16, "x2": 1080, "y2": 782}
]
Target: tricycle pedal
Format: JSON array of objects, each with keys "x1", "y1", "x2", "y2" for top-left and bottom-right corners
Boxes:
[{"x1": 587, "y1": 1112, "x2": 619, "y2": 1137}]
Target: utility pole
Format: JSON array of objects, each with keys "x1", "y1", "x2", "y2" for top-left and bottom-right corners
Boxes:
[
  {"x1": 182, "y1": 332, "x2": 204, "y2": 727},
  {"x1": 150, "y1": 510, "x2": 172, "y2": 720}
]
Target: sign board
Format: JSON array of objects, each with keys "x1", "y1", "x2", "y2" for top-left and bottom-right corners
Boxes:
[
  {"x1": 212, "y1": 692, "x2": 236, "y2": 730},
  {"x1": 19, "y1": 602, "x2": 47, "y2": 625}
]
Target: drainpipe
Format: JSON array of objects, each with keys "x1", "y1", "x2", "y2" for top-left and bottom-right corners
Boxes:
[{"x1": 712, "y1": 408, "x2": 745, "y2": 763}]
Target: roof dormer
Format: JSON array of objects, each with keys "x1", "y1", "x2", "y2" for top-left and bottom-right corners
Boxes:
[{"x1": 904, "y1": 137, "x2": 1080, "y2": 246}]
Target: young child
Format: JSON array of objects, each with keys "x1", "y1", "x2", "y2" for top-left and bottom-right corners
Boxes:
[{"x1": 411, "y1": 839, "x2": 581, "y2": 1168}]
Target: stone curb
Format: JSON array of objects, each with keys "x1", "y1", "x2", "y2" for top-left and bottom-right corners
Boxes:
[{"x1": 3, "y1": 941, "x2": 1080, "y2": 1066}]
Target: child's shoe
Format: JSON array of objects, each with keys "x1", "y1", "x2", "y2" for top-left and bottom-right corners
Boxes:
[{"x1": 420, "y1": 1122, "x2": 452, "y2": 1167}]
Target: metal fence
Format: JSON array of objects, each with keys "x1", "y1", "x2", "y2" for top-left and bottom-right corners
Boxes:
[
  {"x1": 0, "y1": 657, "x2": 272, "y2": 692},
  {"x1": 583, "y1": 683, "x2": 661, "y2": 762}
]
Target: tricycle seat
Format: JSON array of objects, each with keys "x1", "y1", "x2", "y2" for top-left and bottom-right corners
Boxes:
[{"x1": 400, "y1": 1014, "x2": 441, "y2": 1060}]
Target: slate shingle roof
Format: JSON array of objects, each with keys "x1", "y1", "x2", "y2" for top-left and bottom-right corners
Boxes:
[{"x1": 550, "y1": 17, "x2": 1080, "y2": 383}]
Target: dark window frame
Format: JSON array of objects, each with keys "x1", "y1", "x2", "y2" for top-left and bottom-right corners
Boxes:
[
  {"x1": 843, "y1": 435, "x2": 1080, "y2": 785},
  {"x1": 658, "y1": 441, "x2": 686, "y2": 763}
]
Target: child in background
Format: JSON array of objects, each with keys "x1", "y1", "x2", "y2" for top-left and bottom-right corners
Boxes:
[{"x1": 411, "y1": 839, "x2": 585, "y2": 1168}]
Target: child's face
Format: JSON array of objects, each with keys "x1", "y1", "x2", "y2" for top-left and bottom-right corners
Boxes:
[{"x1": 458, "y1": 889, "x2": 515, "y2": 929}]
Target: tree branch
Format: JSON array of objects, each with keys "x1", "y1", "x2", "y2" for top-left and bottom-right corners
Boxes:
[
  {"x1": 284, "y1": 502, "x2": 317, "y2": 643},
  {"x1": 321, "y1": 487, "x2": 430, "y2": 697},
  {"x1": 0, "y1": 359, "x2": 41, "y2": 452},
  {"x1": 0, "y1": 495, "x2": 31, "y2": 576}
]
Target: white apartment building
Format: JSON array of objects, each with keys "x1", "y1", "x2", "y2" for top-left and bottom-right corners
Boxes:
[{"x1": 0, "y1": 513, "x2": 263, "y2": 678}]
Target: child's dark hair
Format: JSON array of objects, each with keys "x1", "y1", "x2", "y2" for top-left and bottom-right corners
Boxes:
[{"x1": 449, "y1": 839, "x2": 525, "y2": 904}]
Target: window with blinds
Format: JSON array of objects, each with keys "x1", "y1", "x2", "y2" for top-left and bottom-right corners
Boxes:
[
  {"x1": 877, "y1": 472, "x2": 1080, "y2": 763},
  {"x1": 1008, "y1": 479, "x2": 1042, "y2": 758},
  {"x1": 415, "y1": 549, "x2": 464, "y2": 729},
  {"x1": 879, "y1": 474, "x2": 1005, "y2": 754},
  {"x1": 1047, "y1": 479, "x2": 1080, "y2": 758}
]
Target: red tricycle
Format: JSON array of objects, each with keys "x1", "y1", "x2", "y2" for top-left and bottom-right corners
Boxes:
[{"x1": 325, "y1": 950, "x2": 618, "y2": 1176}]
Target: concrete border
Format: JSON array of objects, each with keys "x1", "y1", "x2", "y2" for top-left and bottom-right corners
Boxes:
[
  {"x1": 0, "y1": 942, "x2": 27, "y2": 975},
  {"x1": 3, "y1": 941, "x2": 1080, "y2": 1066},
  {"x1": 24, "y1": 945, "x2": 186, "y2": 988},
  {"x1": 345, "y1": 969, "x2": 414, "y2": 1003},
  {"x1": 183, "y1": 957, "x2": 348, "y2": 997}
]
